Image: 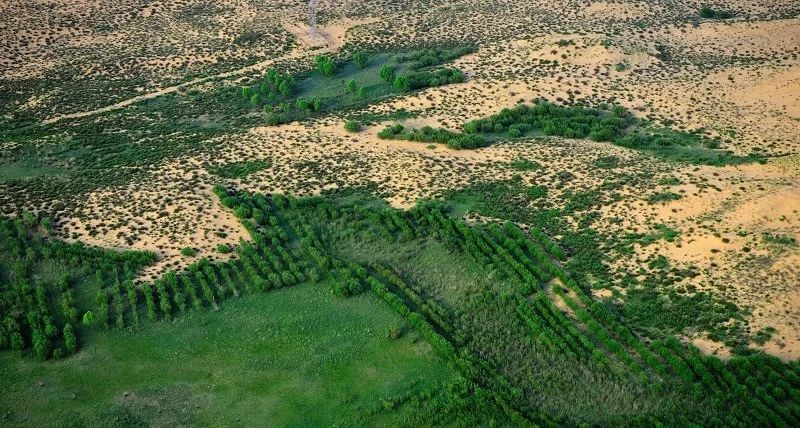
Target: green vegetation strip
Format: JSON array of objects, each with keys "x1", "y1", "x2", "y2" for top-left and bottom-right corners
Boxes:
[
  {"x1": 3, "y1": 186, "x2": 800, "y2": 426},
  {"x1": 379, "y1": 100, "x2": 765, "y2": 165}
]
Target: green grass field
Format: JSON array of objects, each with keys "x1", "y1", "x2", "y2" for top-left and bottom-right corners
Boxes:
[{"x1": 0, "y1": 281, "x2": 454, "y2": 426}]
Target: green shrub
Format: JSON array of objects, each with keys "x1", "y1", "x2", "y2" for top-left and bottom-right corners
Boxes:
[
  {"x1": 315, "y1": 55, "x2": 336, "y2": 76},
  {"x1": 344, "y1": 120, "x2": 362, "y2": 132}
]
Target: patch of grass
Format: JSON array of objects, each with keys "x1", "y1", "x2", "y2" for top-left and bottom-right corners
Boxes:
[
  {"x1": 763, "y1": 232, "x2": 797, "y2": 246},
  {"x1": 207, "y1": 159, "x2": 270, "y2": 179},
  {"x1": 647, "y1": 191, "x2": 682, "y2": 204},
  {"x1": 509, "y1": 157, "x2": 541, "y2": 171},
  {"x1": 594, "y1": 155, "x2": 620, "y2": 169},
  {"x1": 0, "y1": 282, "x2": 454, "y2": 426}
]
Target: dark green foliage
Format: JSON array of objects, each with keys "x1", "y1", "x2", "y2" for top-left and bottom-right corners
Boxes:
[
  {"x1": 647, "y1": 191, "x2": 682, "y2": 204},
  {"x1": 509, "y1": 158, "x2": 541, "y2": 171},
  {"x1": 236, "y1": 47, "x2": 472, "y2": 126},
  {"x1": 395, "y1": 46, "x2": 475, "y2": 69},
  {"x1": 379, "y1": 65, "x2": 396, "y2": 83},
  {"x1": 352, "y1": 50, "x2": 369, "y2": 68},
  {"x1": 4, "y1": 180, "x2": 798, "y2": 425},
  {"x1": 377, "y1": 124, "x2": 488, "y2": 149},
  {"x1": 763, "y1": 233, "x2": 797, "y2": 246},
  {"x1": 315, "y1": 55, "x2": 336, "y2": 76},
  {"x1": 395, "y1": 68, "x2": 465, "y2": 92},
  {"x1": 462, "y1": 100, "x2": 764, "y2": 164},
  {"x1": 594, "y1": 155, "x2": 620, "y2": 169},
  {"x1": 0, "y1": 216, "x2": 155, "y2": 358},
  {"x1": 699, "y1": 6, "x2": 734, "y2": 19},
  {"x1": 180, "y1": 247, "x2": 197, "y2": 257},
  {"x1": 344, "y1": 120, "x2": 362, "y2": 133},
  {"x1": 242, "y1": 68, "x2": 296, "y2": 105}
]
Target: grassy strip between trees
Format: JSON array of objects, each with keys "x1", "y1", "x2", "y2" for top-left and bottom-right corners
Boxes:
[
  {"x1": 240, "y1": 46, "x2": 471, "y2": 126},
  {"x1": 3, "y1": 187, "x2": 800, "y2": 426}
]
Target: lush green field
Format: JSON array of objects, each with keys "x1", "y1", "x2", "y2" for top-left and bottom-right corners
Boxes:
[{"x1": 0, "y1": 281, "x2": 454, "y2": 426}]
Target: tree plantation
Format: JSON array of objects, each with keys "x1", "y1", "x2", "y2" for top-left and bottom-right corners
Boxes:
[
  {"x1": 4, "y1": 186, "x2": 799, "y2": 426},
  {"x1": 2, "y1": 1, "x2": 799, "y2": 425}
]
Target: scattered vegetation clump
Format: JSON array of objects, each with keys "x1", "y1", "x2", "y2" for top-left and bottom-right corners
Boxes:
[
  {"x1": 699, "y1": 6, "x2": 734, "y2": 19},
  {"x1": 180, "y1": 247, "x2": 198, "y2": 257},
  {"x1": 395, "y1": 46, "x2": 475, "y2": 69},
  {"x1": 461, "y1": 100, "x2": 763, "y2": 165},
  {"x1": 509, "y1": 157, "x2": 541, "y2": 171},
  {"x1": 207, "y1": 159, "x2": 270, "y2": 179},
  {"x1": 351, "y1": 50, "x2": 369, "y2": 68},
  {"x1": 647, "y1": 191, "x2": 682, "y2": 204},
  {"x1": 377, "y1": 124, "x2": 488, "y2": 149},
  {"x1": 392, "y1": 68, "x2": 465, "y2": 92},
  {"x1": 344, "y1": 120, "x2": 362, "y2": 132},
  {"x1": 763, "y1": 233, "x2": 797, "y2": 246}
]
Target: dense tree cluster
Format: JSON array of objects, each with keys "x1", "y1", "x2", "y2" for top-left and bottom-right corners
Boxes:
[
  {"x1": 351, "y1": 50, "x2": 368, "y2": 68},
  {"x1": 459, "y1": 100, "x2": 750, "y2": 163},
  {"x1": 396, "y1": 46, "x2": 475, "y2": 70},
  {"x1": 0, "y1": 215, "x2": 155, "y2": 359},
  {"x1": 699, "y1": 6, "x2": 734, "y2": 19},
  {"x1": 463, "y1": 100, "x2": 634, "y2": 141},
  {"x1": 315, "y1": 55, "x2": 336, "y2": 76},
  {"x1": 377, "y1": 124, "x2": 487, "y2": 149},
  {"x1": 392, "y1": 68, "x2": 466, "y2": 92},
  {"x1": 5, "y1": 174, "x2": 798, "y2": 425},
  {"x1": 241, "y1": 68, "x2": 296, "y2": 107}
]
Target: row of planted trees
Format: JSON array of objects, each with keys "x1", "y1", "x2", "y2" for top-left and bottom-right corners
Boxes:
[
  {"x1": 0, "y1": 215, "x2": 155, "y2": 359},
  {"x1": 281, "y1": 193, "x2": 800, "y2": 426},
  {"x1": 6, "y1": 188, "x2": 799, "y2": 425}
]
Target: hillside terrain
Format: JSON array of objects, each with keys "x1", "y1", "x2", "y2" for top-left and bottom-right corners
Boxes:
[{"x1": 1, "y1": 0, "x2": 799, "y2": 426}]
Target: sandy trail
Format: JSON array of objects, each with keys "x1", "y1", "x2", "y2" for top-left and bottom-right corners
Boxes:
[
  {"x1": 42, "y1": 51, "x2": 304, "y2": 125},
  {"x1": 41, "y1": 15, "x2": 372, "y2": 125}
]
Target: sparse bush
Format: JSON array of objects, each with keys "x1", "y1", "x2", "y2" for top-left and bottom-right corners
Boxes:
[
  {"x1": 180, "y1": 247, "x2": 198, "y2": 257},
  {"x1": 344, "y1": 120, "x2": 362, "y2": 132}
]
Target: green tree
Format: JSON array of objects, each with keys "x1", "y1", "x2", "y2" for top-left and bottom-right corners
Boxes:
[
  {"x1": 379, "y1": 65, "x2": 396, "y2": 83},
  {"x1": 63, "y1": 323, "x2": 77, "y2": 354},
  {"x1": 393, "y1": 75, "x2": 411, "y2": 92},
  {"x1": 82, "y1": 310, "x2": 95, "y2": 325},
  {"x1": 347, "y1": 79, "x2": 357, "y2": 94},
  {"x1": 315, "y1": 55, "x2": 336, "y2": 76},
  {"x1": 352, "y1": 50, "x2": 368, "y2": 68}
]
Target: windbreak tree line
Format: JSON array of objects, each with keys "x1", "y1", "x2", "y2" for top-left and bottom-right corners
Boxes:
[
  {"x1": 0, "y1": 215, "x2": 155, "y2": 359},
  {"x1": 3, "y1": 187, "x2": 799, "y2": 426}
]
